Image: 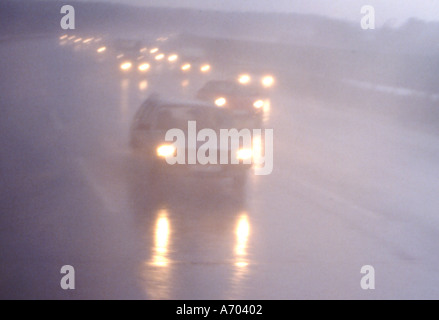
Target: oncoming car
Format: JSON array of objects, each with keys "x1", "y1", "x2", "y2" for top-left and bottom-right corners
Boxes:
[
  {"x1": 108, "y1": 39, "x2": 154, "y2": 75},
  {"x1": 196, "y1": 80, "x2": 269, "y2": 125},
  {"x1": 129, "y1": 94, "x2": 254, "y2": 188}
]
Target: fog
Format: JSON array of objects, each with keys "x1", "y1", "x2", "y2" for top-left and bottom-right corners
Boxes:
[
  {"x1": 79, "y1": 0, "x2": 439, "y2": 26},
  {"x1": 0, "y1": 0, "x2": 439, "y2": 299}
]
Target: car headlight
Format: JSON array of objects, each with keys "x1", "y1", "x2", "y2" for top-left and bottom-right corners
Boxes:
[
  {"x1": 200, "y1": 64, "x2": 211, "y2": 72},
  {"x1": 262, "y1": 75, "x2": 274, "y2": 87},
  {"x1": 120, "y1": 61, "x2": 132, "y2": 71},
  {"x1": 157, "y1": 144, "x2": 176, "y2": 157},
  {"x1": 236, "y1": 148, "x2": 253, "y2": 160},
  {"x1": 253, "y1": 100, "x2": 264, "y2": 109},
  {"x1": 138, "y1": 63, "x2": 150, "y2": 72},
  {"x1": 181, "y1": 63, "x2": 191, "y2": 71},
  {"x1": 215, "y1": 97, "x2": 226, "y2": 107},
  {"x1": 155, "y1": 53, "x2": 165, "y2": 61},
  {"x1": 168, "y1": 54, "x2": 178, "y2": 62},
  {"x1": 238, "y1": 74, "x2": 251, "y2": 84}
]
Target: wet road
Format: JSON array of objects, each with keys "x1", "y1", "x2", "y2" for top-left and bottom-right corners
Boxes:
[{"x1": 1, "y1": 36, "x2": 439, "y2": 299}]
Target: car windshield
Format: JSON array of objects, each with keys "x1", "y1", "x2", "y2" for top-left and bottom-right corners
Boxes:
[
  {"x1": 154, "y1": 105, "x2": 235, "y2": 131},
  {"x1": 204, "y1": 81, "x2": 260, "y2": 97}
]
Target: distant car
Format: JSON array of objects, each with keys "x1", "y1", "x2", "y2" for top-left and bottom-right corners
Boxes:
[
  {"x1": 130, "y1": 94, "x2": 253, "y2": 187},
  {"x1": 196, "y1": 80, "x2": 269, "y2": 124},
  {"x1": 235, "y1": 72, "x2": 275, "y2": 89},
  {"x1": 108, "y1": 39, "x2": 152, "y2": 74},
  {"x1": 111, "y1": 39, "x2": 143, "y2": 57},
  {"x1": 177, "y1": 47, "x2": 211, "y2": 74}
]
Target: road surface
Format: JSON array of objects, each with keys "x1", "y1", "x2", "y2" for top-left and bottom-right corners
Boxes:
[{"x1": 1, "y1": 35, "x2": 438, "y2": 299}]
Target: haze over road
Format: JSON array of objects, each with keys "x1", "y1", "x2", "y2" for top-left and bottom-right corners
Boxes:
[{"x1": 1, "y1": 27, "x2": 439, "y2": 299}]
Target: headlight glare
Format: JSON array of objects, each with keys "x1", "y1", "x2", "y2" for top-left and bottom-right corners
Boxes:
[
  {"x1": 237, "y1": 148, "x2": 253, "y2": 160},
  {"x1": 157, "y1": 145, "x2": 176, "y2": 157},
  {"x1": 215, "y1": 97, "x2": 227, "y2": 107}
]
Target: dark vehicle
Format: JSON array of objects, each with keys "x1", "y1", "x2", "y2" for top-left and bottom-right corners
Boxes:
[
  {"x1": 196, "y1": 80, "x2": 269, "y2": 125},
  {"x1": 111, "y1": 38, "x2": 143, "y2": 57},
  {"x1": 177, "y1": 47, "x2": 211, "y2": 73},
  {"x1": 130, "y1": 94, "x2": 254, "y2": 188},
  {"x1": 107, "y1": 38, "x2": 152, "y2": 75}
]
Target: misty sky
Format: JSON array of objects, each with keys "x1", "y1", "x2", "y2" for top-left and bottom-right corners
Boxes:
[{"x1": 76, "y1": 0, "x2": 439, "y2": 26}]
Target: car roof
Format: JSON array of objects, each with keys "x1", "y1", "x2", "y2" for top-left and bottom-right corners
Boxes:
[{"x1": 151, "y1": 96, "x2": 218, "y2": 109}]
